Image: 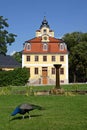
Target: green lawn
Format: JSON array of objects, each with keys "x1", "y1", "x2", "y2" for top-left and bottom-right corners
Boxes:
[
  {"x1": 0, "y1": 94, "x2": 87, "y2": 130},
  {"x1": 12, "y1": 83, "x2": 87, "y2": 91}
]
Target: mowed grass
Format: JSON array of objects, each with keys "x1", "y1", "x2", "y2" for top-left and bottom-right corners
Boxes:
[
  {"x1": 10, "y1": 83, "x2": 87, "y2": 92},
  {"x1": 0, "y1": 94, "x2": 87, "y2": 130}
]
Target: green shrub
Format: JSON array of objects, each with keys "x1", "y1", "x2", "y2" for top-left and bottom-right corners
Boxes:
[
  {"x1": 0, "y1": 86, "x2": 12, "y2": 95},
  {"x1": 0, "y1": 67, "x2": 29, "y2": 86}
]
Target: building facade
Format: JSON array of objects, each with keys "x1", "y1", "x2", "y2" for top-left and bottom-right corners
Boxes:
[{"x1": 22, "y1": 17, "x2": 69, "y2": 85}]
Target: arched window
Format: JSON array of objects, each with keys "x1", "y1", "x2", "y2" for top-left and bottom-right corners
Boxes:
[
  {"x1": 60, "y1": 43, "x2": 64, "y2": 50},
  {"x1": 27, "y1": 43, "x2": 31, "y2": 50},
  {"x1": 60, "y1": 42, "x2": 67, "y2": 51},
  {"x1": 43, "y1": 43, "x2": 48, "y2": 51}
]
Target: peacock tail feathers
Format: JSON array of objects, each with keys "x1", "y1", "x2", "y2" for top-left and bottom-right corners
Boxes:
[
  {"x1": 18, "y1": 103, "x2": 42, "y2": 110},
  {"x1": 31, "y1": 104, "x2": 42, "y2": 110}
]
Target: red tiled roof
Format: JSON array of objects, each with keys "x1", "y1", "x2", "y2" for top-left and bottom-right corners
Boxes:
[
  {"x1": 26, "y1": 37, "x2": 41, "y2": 43},
  {"x1": 49, "y1": 37, "x2": 62, "y2": 43},
  {"x1": 23, "y1": 36, "x2": 68, "y2": 54}
]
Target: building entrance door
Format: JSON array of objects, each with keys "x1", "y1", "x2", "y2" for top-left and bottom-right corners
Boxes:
[{"x1": 42, "y1": 67, "x2": 48, "y2": 84}]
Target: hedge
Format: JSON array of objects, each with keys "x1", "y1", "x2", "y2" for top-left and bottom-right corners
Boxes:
[{"x1": 0, "y1": 67, "x2": 29, "y2": 86}]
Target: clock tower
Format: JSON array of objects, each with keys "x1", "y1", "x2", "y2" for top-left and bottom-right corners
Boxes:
[{"x1": 36, "y1": 16, "x2": 54, "y2": 42}]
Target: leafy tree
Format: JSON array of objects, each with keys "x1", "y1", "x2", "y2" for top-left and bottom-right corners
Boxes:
[
  {"x1": 69, "y1": 42, "x2": 87, "y2": 82},
  {"x1": 62, "y1": 32, "x2": 87, "y2": 83},
  {"x1": 12, "y1": 51, "x2": 22, "y2": 63},
  {"x1": 0, "y1": 16, "x2": 17, "y2": 55},
  {"x1": 62, "y1": 32, "x2": 83, "y2": 51}
]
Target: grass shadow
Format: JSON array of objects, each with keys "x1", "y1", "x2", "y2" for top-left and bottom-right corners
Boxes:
[{"x1": 10, "y1": 114, "x2": 42, "y2": 121}]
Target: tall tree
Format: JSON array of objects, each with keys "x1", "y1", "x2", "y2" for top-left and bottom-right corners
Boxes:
[
  {"x1": 69, "y1": 42, "x2": 87, "y2": 82},
  {"x1": 0, "y1": 16, "x2": 17, "y2": 55},
  {"x1": 62, "y1": 32, "x2": 87, "y2": 83}
]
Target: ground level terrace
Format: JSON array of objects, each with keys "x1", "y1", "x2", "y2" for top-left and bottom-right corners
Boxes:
[{"x1": 26, "y1": 65, "x2": 68, "y2": 85}]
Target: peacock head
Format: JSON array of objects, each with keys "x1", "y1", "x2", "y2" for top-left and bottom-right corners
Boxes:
[{"x1": 11, "y1": 107, "x2": 20, "y2": 116}]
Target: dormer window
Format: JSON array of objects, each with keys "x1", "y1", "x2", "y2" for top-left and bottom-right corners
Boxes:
[
  {"x1": 60, "y1": 43, "x2": 64, "y2": 50},
  {"x1": 26, "y1": 43, "x2": 31, "y2": 50},
  {"x1": 60, "y1": 42, "x2": 67, "y2": 51},
  {"x1": 43, "y1": 43, "x2": 48, "y2": 51}
]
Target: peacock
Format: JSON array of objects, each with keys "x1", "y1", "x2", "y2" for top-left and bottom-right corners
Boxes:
[{"x1": 11, "y1": 103, "x2": 42, "y2": 119}]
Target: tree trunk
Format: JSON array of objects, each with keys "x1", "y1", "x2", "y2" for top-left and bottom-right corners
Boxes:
[{"x1": 74, "y1": 73, "x2": 76, "y2": 83}]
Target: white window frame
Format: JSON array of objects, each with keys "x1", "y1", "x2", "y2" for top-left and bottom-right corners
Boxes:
[
  {"x1": 43, "y1": 43, "x2": 48, "y2": 51},
  {"x1": 26, "y1": 43, "x2": 31, "y2": 50},
  {"x1": 60, "y1": 43, "x2": 64, "y2": 50}
]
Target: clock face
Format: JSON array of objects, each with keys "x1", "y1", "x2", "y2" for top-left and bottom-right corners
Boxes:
[{"x1": 44, "y1": 36, "x2": 47, "y2": 40}]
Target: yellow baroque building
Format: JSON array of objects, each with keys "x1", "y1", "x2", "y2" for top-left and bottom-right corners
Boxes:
[{"x1": 22, "y1": 17, "x2": 69, "y2": 85}]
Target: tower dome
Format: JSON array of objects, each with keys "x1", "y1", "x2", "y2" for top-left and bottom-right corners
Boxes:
[{"x1": 40, "y1": 16, "x2": 50, "y2": 29}]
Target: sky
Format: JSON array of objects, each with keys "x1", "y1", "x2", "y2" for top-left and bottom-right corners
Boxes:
[{"x1": 0, "y1": 0, "x2": 87, "y2": 55}]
